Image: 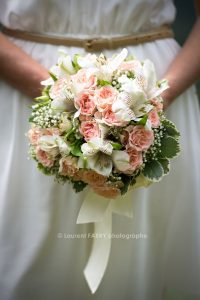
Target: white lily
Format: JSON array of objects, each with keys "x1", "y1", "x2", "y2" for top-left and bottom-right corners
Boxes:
[{"x1": 112, "y1": 150, "x2": 130, "y2": 172}]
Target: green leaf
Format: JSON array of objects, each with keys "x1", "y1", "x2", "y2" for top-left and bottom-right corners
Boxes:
[
  {"x1": 72, "y1": 180, "x2": 87, "y2": 193},
  {"x1": 120, "y1": 174, "x2": 132, "y2": 195},
  {"x1": 29, "y1": 116, "x2": 34, "y2": 122},
  {"x1": 136, "y1": 115, "x2": 148, "y2": 126},
  {"x1": 64, "y1": 127, "x2": 76, "y2": 139},
  {"x1": 72, "y1": 54, "x2": 81, "y2": 71},
  {"x1": 162, "y1": 119, "x2": 180, "y2": 138},
  {"x1": 158, "y1": 158, "x2": 170, "y2": 175},
  {"x1": 110, "y1": 142, "x2": 123, "y2": 150},
  {"x1": 97, "y1": 79, "x2": 111, "y2": 86},
  {"x1": 49, "y1": 71, "x2": 57, "y2": 81},
  {"x1": 70, "y1": 140, "x2": 83, "y2": 157},
  {"x1": 143, "y1": 160, "x2": 164, "y2": 182},
  {"x1": 35, "y1": 95, "x2": 50, "y2": 102},
  {"x1": 160, "y1": 136, "x2": 180, "y2": 159},
  {"x1": 130, "y1": 115, "x2": 148, "y2": 126}
]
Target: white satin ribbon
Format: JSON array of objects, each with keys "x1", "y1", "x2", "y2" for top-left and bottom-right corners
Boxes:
[{"x1": 76, "y1": 189, "x2": 133, "y2": 294}]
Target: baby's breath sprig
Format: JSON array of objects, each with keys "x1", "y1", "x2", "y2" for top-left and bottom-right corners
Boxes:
[
  {"x1": 143, "y1": 126, "x2": 165, "y2": 163},
  {"x1": 30, "y1": 103, "x2": 61, "y2": 128}
]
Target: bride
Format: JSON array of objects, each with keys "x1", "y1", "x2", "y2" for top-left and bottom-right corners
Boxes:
[{"x1": 0, "y1": 1, "x2": 200, "y2": 299}]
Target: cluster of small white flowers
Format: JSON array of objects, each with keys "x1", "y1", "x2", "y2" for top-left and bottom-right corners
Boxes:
[
  {"x1": 143, "y1": 126, "x2": 165, "y2": 162},
  {"x1": 31, "y1": 104, "x2": 61, "y2": 128}
]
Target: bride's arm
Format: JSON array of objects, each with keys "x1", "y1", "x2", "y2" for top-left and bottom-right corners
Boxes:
[
  {"x1": 162, "y1": 0, "x2": 200, "y2": 109},
  {"x1": 0, "y1": 33, "x2": 49, "y2": 98}
]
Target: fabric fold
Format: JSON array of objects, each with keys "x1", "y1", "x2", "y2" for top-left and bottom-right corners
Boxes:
[{"x1": 77, "y1": 189, "x2": 133, "y2": 293}]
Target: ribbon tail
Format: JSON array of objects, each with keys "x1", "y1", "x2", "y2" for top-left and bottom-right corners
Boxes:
[{"x1": 83, "y1": 205, "x2": 112, "y2": 294}]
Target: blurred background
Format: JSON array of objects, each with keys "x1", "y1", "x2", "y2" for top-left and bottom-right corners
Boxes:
[{"x1": 173, "y1": 0, "x2": 200, "y2": 98}]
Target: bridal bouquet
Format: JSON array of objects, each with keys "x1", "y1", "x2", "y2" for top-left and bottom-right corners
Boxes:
[{"x1": 27, "y1": 48, "x2": 180, "y2": 198}]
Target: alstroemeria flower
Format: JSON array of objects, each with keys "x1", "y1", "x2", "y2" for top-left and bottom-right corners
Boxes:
[
  {"x1": 97, "y1": 48, "x2": 128, "y2": 82},
  {"x1": 81, "y1": 137, "x2": 113, "y2": 176},
  {"x1": 81, "y1": 137, "x2": 113, "y2": 156},
  {"x1": 112, "y1": 88, "x2": 152, "y2": 121},
  {"x1": 86, "y1": 152, "x2": 113, "y2": 176},
  {"x1": 134, "y1": 59, "x2": 169, "y2": 99}
]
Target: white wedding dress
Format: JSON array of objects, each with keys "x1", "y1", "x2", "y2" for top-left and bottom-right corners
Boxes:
[{"x1": 0, "y1": 1, "x2": 200, "y2": 299}]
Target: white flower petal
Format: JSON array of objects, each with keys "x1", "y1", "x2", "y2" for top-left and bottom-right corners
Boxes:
[
  {"x1": 38, "y1": 136, "x2": 59, "y2": 156},
  {"x1": 112, "y1": 150, "x2": 130, "y2": 172},
  {"x1": 41, "y1": 77, "x2": 54, "y2": 86},
  {"x1": 58, "y1": 55, "x2": 76, "y2": 74},
  {"x1": 51, "y1": 99, "x2": 68, "y2": 111},
  {"x1": 77, "y1": 54, "x2": 97, "y2": 68},
  {"x1": 56, "y1": 137, "x2": 70, "y2": 155},
  {"x1": 81, "y1": 137, "x2": 113, "y2": 157},
  {"x1": 148, "y1": 79, "x2": 169, "y2": 99},
  {"x1": 142, "y1": 59, "x2": 157, "y2": 91},
  {"x1": 87, "y1": 153, "x2": 113, "y2": 176}
]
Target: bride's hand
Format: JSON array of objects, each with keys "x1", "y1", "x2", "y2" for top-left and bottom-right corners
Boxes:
[
  {"x1": 161, "y1": 9, "x2": 200, "y2": 110},
  {"x1": 0, "y1": 33, "x2": 49, "y2": 98}
]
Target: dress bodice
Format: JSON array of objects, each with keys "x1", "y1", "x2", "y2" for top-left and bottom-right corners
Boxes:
[{"x1": 0, "y1": 0, "x2": 176, "y2": 37}]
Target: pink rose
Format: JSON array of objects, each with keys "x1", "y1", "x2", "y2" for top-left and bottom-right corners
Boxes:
[
  {"x1": 28, "y1": 128, "x2": 42, "y2": 145},
  {"x1": 148, "y1": 109, "x2": 160, "y2": 128},
  {"x1": 75, "y1": 91, "x2": 96, "y2": 116},
  {"x1": 28, "y1": 128, "x2": 60, "y2": 145},
  {"x1": 43, "y1": 128, "x2": 60, "y2": 136},
  {"x1": 80, "y1": 120, "x2": 100, "y2": 141},
  {"x1": 126, "y1": 125, "x2": 154, "y2": 151},
  {"x1": 126, "y1": 147, "x2": 143, "y2": 172},
  {"x1": 71, "y1": 69, "x2": 97, "y2": 91},
  {"x1": 101, "y1": 105, "x2": 126, "y2": 127},
  {"x1": 79, "y1": 114, "x2": 92, "y2": 122},
  {"x1": 36, "y1": 147, "x2": 54, "y2": 167},
  {"x1": 59, "y1": 156, "x2": 78, "y2": 177},
  {"x1": 49, "y1": 77, "x2": 69, "y2": 100},
  {"x1": 95, "y1": 86, "x2": 117, "y2": 111}
]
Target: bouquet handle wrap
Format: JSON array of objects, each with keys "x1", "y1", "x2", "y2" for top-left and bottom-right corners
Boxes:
[{"x1": 76, "y1": 189, "x2": 133, "y2": 293}]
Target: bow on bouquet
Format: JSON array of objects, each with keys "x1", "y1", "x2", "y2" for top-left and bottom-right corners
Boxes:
[{"x1": 27, "y1": 48, "x2": 180, "y2": 293}]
